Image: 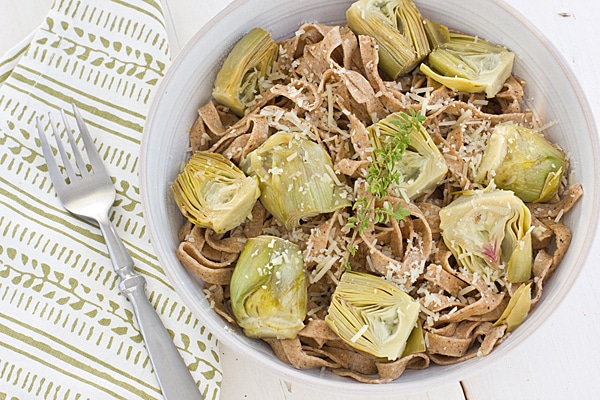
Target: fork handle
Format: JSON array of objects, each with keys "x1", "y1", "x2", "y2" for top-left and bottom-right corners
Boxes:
[{"x1": 98, "y1": 218, "x2": 203, "y2": 400}]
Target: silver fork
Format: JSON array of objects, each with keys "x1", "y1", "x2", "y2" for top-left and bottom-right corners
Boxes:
[{"x1": 36, "y1": 104, "x2": 203, "y2": 400}]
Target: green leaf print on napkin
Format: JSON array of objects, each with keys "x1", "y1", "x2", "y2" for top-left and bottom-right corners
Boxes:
[{"x1": 0, "y1": 1, "x2": 222, "y2": 399}]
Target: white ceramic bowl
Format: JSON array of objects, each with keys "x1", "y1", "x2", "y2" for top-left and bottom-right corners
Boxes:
[{"x1": 140, "y1": 0, "x2": 599, "y2": 394}]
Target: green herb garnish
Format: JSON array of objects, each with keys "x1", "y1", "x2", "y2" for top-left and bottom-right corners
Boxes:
[{"x1": 343, "y1": 110, "x2": 425, "y2": 268}]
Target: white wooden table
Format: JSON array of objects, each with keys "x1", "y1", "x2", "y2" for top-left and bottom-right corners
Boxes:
[{"x1": 2, "y1": 0, "x2": 599, "y2": 399}]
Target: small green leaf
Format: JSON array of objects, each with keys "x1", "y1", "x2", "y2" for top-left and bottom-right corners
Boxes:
[
  {"x1": 45, "y1": 16, "x2": 54, "y2": 31},
  {"x1": 111, "y1": 327, "x2": 128, "y2": 335},
  {"x1": 70, "y1": 299, "x2": 85, "y2": 310},
  {"x1": 85, "y1": 309, "x2": 98, "y2": 318},
  {"x1": 144, "y1": 53, "x2": 153, "y2": 65}
]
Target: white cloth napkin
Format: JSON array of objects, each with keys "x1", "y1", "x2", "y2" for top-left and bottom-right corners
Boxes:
[{"x1": 0, "y1": 1, "x2": 221, "y2": 399}]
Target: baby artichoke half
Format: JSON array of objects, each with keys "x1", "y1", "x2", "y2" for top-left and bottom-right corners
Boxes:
[
  {"x1": 212, "y1": 27, "x2": 278, "y2": 116},
  {"x1": 474, "y1": 124, "x2": 567, "y2": 203},
  {"x1": 439, "y1": 188, "x2": 532, "y2": 283},
  {"x1": 347, "y1": 0, "x2": 436, "y2": 79},
  {"x1": 420, "y1": 32, "x2": 515, "y2": 98},
  {"x1": 230, "y1": 236, "x2": 307, "y2": 339},
  {"x1": 325, "y1": 271, "x2": 421, "y2": 361},
  {"x1": 241, "y1": 132, "x2": 351, "y2": 230},
  {"x1": 368, "y1": 112, "x2": 448, "y2": 200},
  {"x1": 171, "y1": 151, "x2": 260, "y2": 234}
]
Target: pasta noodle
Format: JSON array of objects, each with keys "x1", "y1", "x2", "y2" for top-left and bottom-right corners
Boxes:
[{"x1": 176, "y1": 22, "x2": 582, "y2": 383}]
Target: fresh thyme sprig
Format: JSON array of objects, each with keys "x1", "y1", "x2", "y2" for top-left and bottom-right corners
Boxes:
[{"x1": 343, "y1": 110, "x2": 426, "y2": 268}]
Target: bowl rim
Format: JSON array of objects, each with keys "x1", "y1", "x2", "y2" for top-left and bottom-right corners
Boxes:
[{"x1": 140, "y1": 0, "x2": 600, "y2": 394}]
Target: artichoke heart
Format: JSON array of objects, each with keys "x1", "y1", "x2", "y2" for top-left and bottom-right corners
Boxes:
[
  {"x1": 171, "y1": 151, "x2": 260, "y2": 234},
  {"x1": 230, "y1": 236, "x2": 307, "y2": 339},
  {"x1": 347, "y1": 0, "x2": 437, "y2": 79},
  {"x1": 368, "y1": 112, "x2": 448, "y2": 200},
  {"x1": 325, "y1": 271, "x2": 421, "y2": 361},
  {"x1": 420, "y1": 32, "x2": 515, "y2": 98},
  {"x1": 474, "y1": 124, "x2": 568, "y2": 203},
  {"x1": 212, "y1": 27, "x2": 278, "y2": 116},
  {"x1": 241, "y1": 132, "x2": 351, "y2": 230},
  {"x1": 439, "y1": 188, "x2": 532, "y2": 283}
]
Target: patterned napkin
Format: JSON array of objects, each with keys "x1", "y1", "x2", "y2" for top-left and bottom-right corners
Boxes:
[{"x1": 0, "y1": 1, "x2": 221, "y2": 399}]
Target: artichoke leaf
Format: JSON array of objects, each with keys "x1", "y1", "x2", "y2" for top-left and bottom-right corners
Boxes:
[
  {"x1": 505, "y1": 210, "x2": 534, "y2": 283},
  {"x1": 439, "y1": 187, "x2": 532, "y2": 283},
  {"x1": 230, "y1": 236, "x2": 307, "y2": 339},
  {"x1": 347, "y1": 0, "x2": 433, "y2": 79},
  {"x1": 420, "y1": 32, "x2": 515, "y2": 98},
  {"x1": 401, "y1": 319, "x2": 426, "y2": 357},
  {"x1": 325, "y1": 271, "x2": 421, "y2": 361},
  {"x1": 423, "y1": 18, "x2": 450, "y2": 49},
  {"x1": 241, "y1": 132, "x2": 351, "y2": 230},
  {"x1": 474, "y1": 124, "x2": 568, "y2": 203},
  {"x1": 368, "y1": 112, "x2": 448, "y2": 200},
  {"x1": 171, "y1": 151, "x2": 260, "y2": 234},
  {"x1": 494, "y1": 283, "x2": 532, "y2": 331},
  {"x1": 212, "y1": 27, "x2": 278, "y2": 116}
]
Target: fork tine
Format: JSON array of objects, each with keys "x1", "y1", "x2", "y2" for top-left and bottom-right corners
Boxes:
[
  {"x1": 48, "y1": 113, "x2": 79, "y2": 182},
  {"x1": 60, "y1": 108, "x2": 89, "y2": 177},
  {"x1": 71, "y1": 104, "x2": 108, "y2": 175},
  {"x1": 36, "y1": 116, "x2": 68, "y2": 193}
]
